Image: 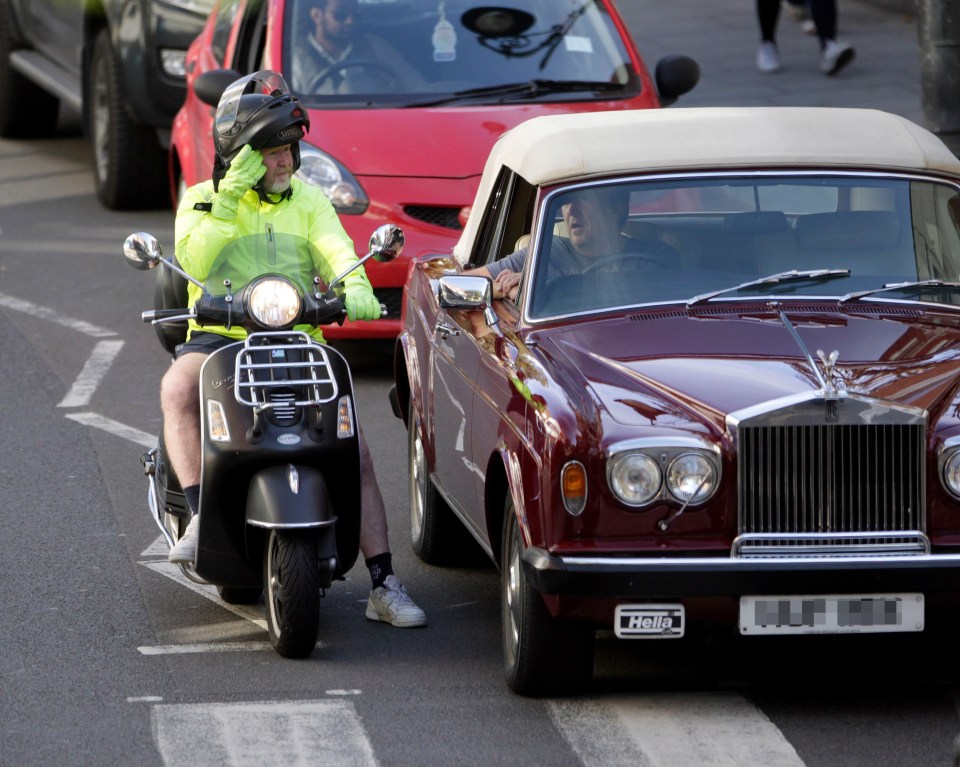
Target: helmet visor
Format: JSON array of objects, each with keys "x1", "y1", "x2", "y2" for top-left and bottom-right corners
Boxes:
[{"x1": 215, "y1": 70, "x2": 293, "y2": 138}]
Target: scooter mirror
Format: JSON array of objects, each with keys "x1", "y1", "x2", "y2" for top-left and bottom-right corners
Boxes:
[
  {"x1": 123, "y1": 232, "x2": 163, "y2": 271},
  {"x1": 368, "y1": 224, "x2": 404, "y2": 263}
]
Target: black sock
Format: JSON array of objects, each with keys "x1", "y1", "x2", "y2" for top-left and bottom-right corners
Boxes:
[
  {"x1": 183, "y1": 484, "x2": 200, "y2": 516},
  {"x1": 365, "y1": 552, "x2": 393, "y2": 589}
]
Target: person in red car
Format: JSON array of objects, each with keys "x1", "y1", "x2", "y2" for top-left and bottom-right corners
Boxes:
[
  {"x1": 292, "y1": 0, "x2": 426, "y2": 94},
  {"x1": 164, "y1": 71, "x2": 426, "y2": 628}
]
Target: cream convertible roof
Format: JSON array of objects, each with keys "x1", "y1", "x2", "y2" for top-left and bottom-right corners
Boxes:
[{"x1": 453, "y1": 107, "x2": 960, "y2": 262}]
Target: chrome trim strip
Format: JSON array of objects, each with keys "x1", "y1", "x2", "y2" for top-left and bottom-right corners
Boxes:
[
  {"x1": 547, "y1": 552, "x2": 960, "y2": 568},
  {"x1": 246, "y1": 518, "x2": 338, "y2": 530}
]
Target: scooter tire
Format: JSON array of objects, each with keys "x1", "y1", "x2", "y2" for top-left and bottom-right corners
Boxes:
[{"x1": 264, "y1": 529, "x2": 321, "y2": 658}]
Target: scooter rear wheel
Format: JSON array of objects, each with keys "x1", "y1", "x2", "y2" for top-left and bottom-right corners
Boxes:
[{"x1": 264, "y1": 529, "x2": 321, "y2": 658}]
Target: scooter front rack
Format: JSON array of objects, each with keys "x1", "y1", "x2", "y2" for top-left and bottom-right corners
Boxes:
[{"x1": 234, "y1": 331, "x2": 339, "y2": 410}]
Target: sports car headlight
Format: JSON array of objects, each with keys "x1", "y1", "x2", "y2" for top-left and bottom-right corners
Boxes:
[
  {"x1": 943, "y1": 448, "x2": 960, "y2": 499},
  {"x1": 666, "y1": 452, "x2": 718, "y2": 504},
  {"x1": 298, "y1": 144, "x2": 369, "y2": 215},
  {"x1": 248, "y1": 277, "x2": 302, "y2": 328},
  {"x1": 609, "y1": 453, "x2": 661, "y2": 507}
]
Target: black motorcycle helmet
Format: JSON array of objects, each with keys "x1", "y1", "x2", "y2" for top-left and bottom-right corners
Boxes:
[{"x1": 212, "y1": 70, "x2": 310, "y2": 193}]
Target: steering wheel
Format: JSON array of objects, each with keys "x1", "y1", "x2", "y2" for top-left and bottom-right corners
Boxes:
[
  {"x1": 306, "y1": 60, "x2": 398, "y2": 93},
  {"x1": 582, "y1": 251, "x2": 669, "y2": 274}
]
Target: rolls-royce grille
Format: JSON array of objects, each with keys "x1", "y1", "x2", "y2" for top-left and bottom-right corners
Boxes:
[{"x1": 736, "y1": 409, "x2": 926, "y2": 557}]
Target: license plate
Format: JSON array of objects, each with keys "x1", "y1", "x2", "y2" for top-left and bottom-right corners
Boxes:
[
  {"x1": 615, "y1": 604, "x2": 684, "y2": 638},
  {"x1": 740, "y1": 594, "x2": 924, "y2": 635}
]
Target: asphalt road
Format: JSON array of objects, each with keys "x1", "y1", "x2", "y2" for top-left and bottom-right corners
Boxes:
[{"x1": 4, "y1": 3, "x2": 960, "y2": 764}]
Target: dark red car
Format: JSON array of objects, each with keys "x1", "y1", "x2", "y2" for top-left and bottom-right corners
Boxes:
[
  {"x1": 391, "y1": 107, "x2": 960, "y2": 695},
  {"x1": 169, "y1": 0, "x2": 698, "y2": 339}
]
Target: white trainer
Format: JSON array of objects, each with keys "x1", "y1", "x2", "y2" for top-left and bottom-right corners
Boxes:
[
  {"x1": 821, "y1": 40, "x2": 855, "y2": 76},
  {"x1": 366, "y1": 575, "x2": 427, "y2": 627},
  {"x1": 756, "y1": 42, "x2": 782, "y2": 74},
  {"x1": 168, "y1": 515, "x2": 199, "y2": 564}
]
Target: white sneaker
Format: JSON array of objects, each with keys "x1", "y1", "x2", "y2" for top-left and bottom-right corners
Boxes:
[
  {"x1": 821, "y1": 40, "x2": 855, "y2": 76},
  {"x1": 168, "y1": 515, "x2": 199, "y2": 563},
  {"x1": 757, "y1": 42, "x2": 782, "y2": 74},
  {"x1": 366, "y1": 575, "x2": 427, "y2": 627}
]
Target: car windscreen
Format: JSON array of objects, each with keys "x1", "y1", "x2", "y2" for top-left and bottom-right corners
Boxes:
[
  {"x1": 284, "y1": 0, "x2": 640, "y2": 105},
  {"x1": 524, "y1": 174, "x2": 960, "y2": 319}
]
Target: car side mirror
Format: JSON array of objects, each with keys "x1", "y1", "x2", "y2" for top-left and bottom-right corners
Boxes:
[
  {"x1": 438, "y1": 274, "x2": 500, "y2": 331},
  {"x1": 655, "y1": 55, "x2": 700, "y2": 106},
  {"x1": 195, "y1": 68, "x2": 243, "y2": 108},
  {"x1": 122, "y1": 232, "x2": 163, "y2": 270}
]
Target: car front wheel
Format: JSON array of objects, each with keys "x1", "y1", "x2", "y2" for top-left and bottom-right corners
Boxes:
[
  {"x1": 89, "y1": 30, "x2": 168, "y2": 209},
  {"x1": 501, "y1": 498, "x2": 594, "y2": 696},
  {"x1": 408, "y1": 399, "x2": 472, "y2": 564}
]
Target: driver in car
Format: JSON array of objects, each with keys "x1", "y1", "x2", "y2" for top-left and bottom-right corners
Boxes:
[
  {"x1": 293, "y1": 0, "x2": 426, "y2": 94},
  {"x1": 474, "y1": 186, "x2": 677, "y2": 302}
]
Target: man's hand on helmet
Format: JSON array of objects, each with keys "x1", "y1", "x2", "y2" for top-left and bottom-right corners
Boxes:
[
  {"x1": 343, "y1": 270, "x2": 381, "y2": 322},
  {"x1": 212, "y1": 145, "x2": 266, "y2": 220}
]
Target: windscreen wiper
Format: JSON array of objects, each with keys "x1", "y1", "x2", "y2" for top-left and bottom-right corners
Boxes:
[
  {"x1": 686, "y1": 269, "x2": 851, "y2": 308},
  {"x1": 402, "y1": 79, "x2": 625, "y2": 108},
  {"x1": 838, "y1": 279, "x2": 960, "y2": 304}
]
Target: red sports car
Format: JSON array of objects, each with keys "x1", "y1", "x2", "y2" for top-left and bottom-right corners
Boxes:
[{"x1": 169, "y1": 0, "x2": 698, "y2": 338}]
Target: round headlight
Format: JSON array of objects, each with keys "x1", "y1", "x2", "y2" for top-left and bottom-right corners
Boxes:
[
  {"x1": 666, "y1": 452, "x2": 718, "y2": 504},
  {"x1": 944, "y1": 449, "x2": 960, "y2": 498},
  {"x1": 248, "y1": 278, "x2": 302, "y2": 328},
  {"x1": 609, "y1": 453, "x2": 661, "y2": 506}
]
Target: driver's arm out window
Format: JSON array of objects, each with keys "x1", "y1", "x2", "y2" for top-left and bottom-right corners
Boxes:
[{"x1": 469, "y1": 169, "x2": 536, "y2": 270}]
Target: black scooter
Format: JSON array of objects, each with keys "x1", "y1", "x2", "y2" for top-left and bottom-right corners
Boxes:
[{"x1": 123, "y1": 224, "x2": 402, "y2": 658}]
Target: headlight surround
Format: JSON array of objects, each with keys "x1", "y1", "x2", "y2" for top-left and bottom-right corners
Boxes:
[
  {"x1": 943, "y1": 447, "x2": 960, "y2": 499},
  {"x1": 298, "y1": 143, "x2": 369, "y2": 215},
  {"x1": 247, "y1": 277, "x2": 302, "y2": 328},
  {"x1": 666, "y1": 452, "x2": 719, "y2": 504},
  {"x1": 609, "y1": 453, "x2": 661, "y2": 507}
]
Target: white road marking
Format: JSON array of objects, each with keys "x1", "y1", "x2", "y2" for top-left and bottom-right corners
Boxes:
[
  {"x1": 57, "y1": 338, "x2": 125, "y2": 407},
  {"x1": 65, "y1": 411, "x2": 156, "y2": 448},
  {"x1": 138, "y1": 642, "x2": 275, "y2": 655},
  {"x1": 128, "y1": 696, "x2": 165, "y2": 703},
  {"x1": 550, "y1": 693, "x2": 805, "y2": 767},
  {"x1": 152, "y1": 700, "x2": 378, "y2": 767},
  {"x1": 140, "y1": 557, "x2": 269, "y2": 632},
  {"x1": 0, "y1": 291, "x2": 117, "y2": 337}
]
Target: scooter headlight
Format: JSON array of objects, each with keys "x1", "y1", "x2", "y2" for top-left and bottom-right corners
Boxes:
[{"x1": 248, "y1": 277, "x2": 302, "y2": 329}]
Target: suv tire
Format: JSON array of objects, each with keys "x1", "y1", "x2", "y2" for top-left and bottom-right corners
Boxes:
[{"x1": 89, "y1": 29, "x2": 168, "y2": 209}]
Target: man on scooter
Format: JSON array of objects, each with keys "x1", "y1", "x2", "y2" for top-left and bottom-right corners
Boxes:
[{"x1": 161, "y1": 70, "x2": 425, "y2": 628}]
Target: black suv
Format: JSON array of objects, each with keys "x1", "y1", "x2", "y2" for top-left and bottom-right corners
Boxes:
[{"x1": 0, "y1": 0, "x2": 212, "y2": 209}]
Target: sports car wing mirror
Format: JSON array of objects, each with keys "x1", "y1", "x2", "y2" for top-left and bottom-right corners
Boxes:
[{"x1": 438, "y1": 275, "x2": 500, "y2": 331}]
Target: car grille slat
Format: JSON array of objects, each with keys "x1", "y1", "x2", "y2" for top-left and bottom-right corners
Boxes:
[{"x1": 735, "y1": 401, "x2": 925, "y2": 558}]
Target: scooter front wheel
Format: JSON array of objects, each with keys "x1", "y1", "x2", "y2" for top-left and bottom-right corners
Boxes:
[{"x1": 264, "y1": 529, "x2": 321, "y2": 658}]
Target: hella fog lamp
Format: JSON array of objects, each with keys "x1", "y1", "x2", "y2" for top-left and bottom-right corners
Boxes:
[
  {"x1": 943, "y1": 448, "x2": 960, "y2": 499},
  {"x1": 561, "y1": 461, "x2": 587, "y2": 516},
  {"x1": 609, "y1": 453, "x2": 661, "y2": 507},
  {"x1": 207, "y1": 399, "x2": 230, "y2": 442},
  {"x1": 248, "y1": 277, "x2": 301, "y2": 328},
  {"x1": 666, "y1": 452, "x2": 718, "y2": 504}
]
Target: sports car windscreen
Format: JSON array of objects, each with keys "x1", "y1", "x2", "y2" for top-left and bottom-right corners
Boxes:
[
  {"x1": 526, "y1": 174, "x2": 960, "y2": 319},
  {"x1": 284, "y1": 0, "x2": 641, "y2": 103}
]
